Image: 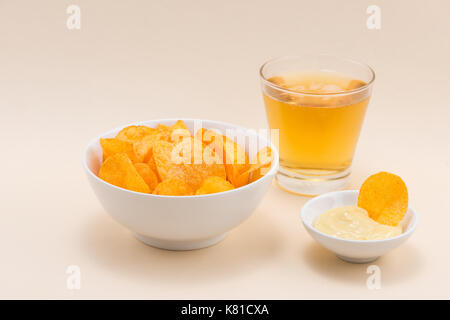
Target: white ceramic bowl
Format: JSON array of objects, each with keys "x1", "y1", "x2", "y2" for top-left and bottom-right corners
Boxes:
[
  {"x1": 84, "y1": 119, "x2": 279, "y2": 251},
  {"x1": 300, "y1": 190, "x2": 418, "y2": 263}
]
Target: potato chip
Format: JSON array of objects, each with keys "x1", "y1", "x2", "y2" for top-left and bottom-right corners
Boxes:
[
  {"x1": 249, "y1": 169, "x2": 264, "y2": 183},
  {"x1": 167, "y1": 120, "x2": 191, "y2": 143},
  {"x1": 99, "y1": 153, "x2": 150, "y2": 193},
  {"x1": 133, "y1": 163, "x2": 159, "y2": 192},
  {"x1": 171, "y1": 162, "x2": 226, "y2": 191},
  {"x1": 246, "y1": 147, "x2": 274, "y2": 183},
  {"x1": 223, "y1": 137, "x2": 250, "y2": 187},
  {"x1": 153, "y1": 178, "x2": 194, "y2": 196},
  {"x1": 196, "y1": 128, "x2": 222, "y2": 146},
  {"x1": 195, "y1": 128, "x2": 208, "y2": 141},
  {"x1": 200, "y1": 131, "x2": 249, "y2": 187},
  {"x1": 152, "y1": 140, "x2": 176, "y2": 180},
  {"x1": 147, "y1": 152, "x2": 159, "y2": 180},
  {"x1": 196, "y1": 176, "x2": 234, "y2": 195},
  {"x1": 133, "y1": 129, "x2": 171, "y2": 164},
  {"x1": 243, "y1": 146, "x2": 273, "y2": 175},
  {"x1": 116, "y1": 125, "x2": 155, "y2": 143},
  {"x1": 357, "y1": 172, "x2": 408, "y2": 226},
  {"x1": 152, "y1": 135, "x2": 226, "y2": 190},
  {"x1": 170, "y1": 137, "x2": 195, "y2": 164},
  {"x1": 163, "y1": 151, "x2": 226, "y2": 191},
  {"x1": 133, "y1": 135, "x2": 154, "y2": 163},
  {"x1": 100, "y1": 138, "x2": 143, "y2": 163},
  {"x1": 169, "y1": 120, "x2": 188, "y2": 133}
]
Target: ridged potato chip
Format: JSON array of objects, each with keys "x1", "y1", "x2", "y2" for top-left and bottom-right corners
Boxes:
[
  {"x1": 99, "y1": 153, "x2": 150, "y2": 193},
  {"x1": 246, "y1": 147, "x2": 274, "y2": 183},
  {"x1": 357, "y1": 172, "x2": 408, "y2": 226},
  {"x1": 196, "y1": 176, "x2": 234, "y2": 195},
  {"x1": 147, "y1": 152, "x2": 159, "y2": 180},
  {"x1": 249, "y1": 169, "x2": 264, "y2": 183},
  {"x1": 168, "y1": 162, "x2": 226, "y2": 191},
  {"x1": 153, "y1": 140, "x2": 176, "y2": 180},
  {"x1": 169, "y1": 120, "x2": 190, "y2": 142},
  {"x1": 100, "y1": 138, "x2": 143, "y2": 163},
  {"x1": 244, "y1": 147, "x2": 273, "y2": 175},
  {"x1": 153, "y1": 135, "x2": 226, "y2": 190},
  {"x1": 133, "y1": 130, "x2": 171, "y2": 164},
  {"x1": 116, "y1": 125, "x2": 155, "y2": 143},
  {"x1": 153, "y1": 178, "x2": 194, "y2": 196},
  {"x1": 133, "y1": 163, "x2": 159, "y2": 192},
  {"x1": 199, "y1": 129, "x2": 250, "y2": 187},
  {"x1": 167, "y1": 149, "x2": 226, "y2": 191}
]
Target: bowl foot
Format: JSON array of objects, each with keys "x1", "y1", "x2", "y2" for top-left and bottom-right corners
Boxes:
[
  {"x1": 135, "y1": 233, "x2": 226, "y2": 251},
  {"x1": 337, "y1": 255, "x2": 379, "y2": 264}
]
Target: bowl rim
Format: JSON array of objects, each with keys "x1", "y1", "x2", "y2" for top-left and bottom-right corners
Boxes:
[
  {"x1": 300, "y1": 189, "x2": 418, "y2": 244},
  {"x1": 83, "y1": 118, "x2": 280, "y2": 198}
]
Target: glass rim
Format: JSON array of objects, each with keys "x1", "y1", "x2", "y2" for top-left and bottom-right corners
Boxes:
[{"x1": 259, "y1": 54, "x2": 376, "y2": 97}]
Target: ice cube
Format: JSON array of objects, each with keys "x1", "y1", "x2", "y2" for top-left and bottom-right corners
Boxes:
[
  {"x1": 320, "y1": 84, "x2": 345, "y2": 93},
  {"x1": 309, "y1": 82, "x2": 324, "y2": 90},
  {"x1": 346, "y1": 80, "x2": 366, "y2": 90}
]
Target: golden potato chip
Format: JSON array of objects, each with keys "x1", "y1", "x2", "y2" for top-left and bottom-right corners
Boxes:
[
  {"x1": 154, "y1": 123, "x2": 171, "y2": 137},
  {"x1": 170, "y1": 120, "x2": 188, "y2": 130},
  {"x1": 152, "y1": 140, "x2": 176, "y2": 180},
  {"x1": 147, "y1": 152, "x2": 159, "y2": 180},
  {"x1": 196, "y1": 128, "x2": 222, "y2": 146},
  {"x1": 201, "y1": 131, "x2": 249, "y2": 187},
  {"x1": 245, "y1": 147, "x2": 273, "y2": 174},
  {"x1": 99, "y1": 153, "x2": 150, "y2": 193},
  {"x1": 171, "y1": 128, "x2": 192, "y2": 143},
  {"x1": 168, "y1": 162, "x2": 226, "y2": 191},
  {"x1": 244, "y1": 147, "x2": 274, "y2": 183},
  {"x1": 219, "y1": 136, "x2": 249, "y2": 187},
  {"x1": 195, "y1": 176, "x2": 234, "y2": 195},
  {"x1": 169, "y1": 120, "x2": 188, "y2": 133},
  {"x1": 116, "y1": 125, "x2": 155, "y2": 143},
  {"x1": 157, "y1": 124, "x2": 169, "y2": 131},
  {"x1": 133, "y1": 129, "x2": 171, "y2": 164},
  {"x1": 153, "y1": 178, "x2": 194, "y2": 196},
  {"x1": 228, "y1": 166, "x2": 249, "y2": 188},
  {"x1": 170, "y1": 137, "x2": 195, "y2": 164},
  {"x1": 167, "y1": 120, "x2": 191, "y2": 143},
  {"x1": 152, "y1": 135, "x2": 226, "y2": 190},
  {"x1": 133, "y1": 135, "x2": 154, "y2": 162},
  {"x1": 100, "y1": 138, "x2": 143, "y2": 163},
  {"x1": 249, "y1": 169, "x2": 264, "y2": 183},
  {"x1": 133, "y1": 163, "x2": 159, "y2": 192},
  {"x1": 357, "y1": 172, "x2": 408, "y2": 226},
  {"x1": 195, "y1": 128, "x2": 208, "y2": 141}
]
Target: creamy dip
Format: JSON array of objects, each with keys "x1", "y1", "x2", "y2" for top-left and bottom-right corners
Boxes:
[{"x1": 314, "y1": 205, "x2": 402, "y2": 240}]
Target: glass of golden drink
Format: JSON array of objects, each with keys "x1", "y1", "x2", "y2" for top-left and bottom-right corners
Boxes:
[{"x1": 260, "y1": 55, "x2": 375, "y2": 195}]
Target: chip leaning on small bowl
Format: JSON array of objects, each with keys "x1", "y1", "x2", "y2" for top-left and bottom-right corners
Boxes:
[
  {"x1": 300, "y1": 172, "x2": 418, "y2": 263},
  {"x1": 84, "y1": 119, "x2": 279, "y2": 250}
]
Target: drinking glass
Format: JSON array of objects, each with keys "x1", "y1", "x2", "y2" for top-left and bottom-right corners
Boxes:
[{"x1": 260, "y1": 54, "x2": 375, "y2": 195}]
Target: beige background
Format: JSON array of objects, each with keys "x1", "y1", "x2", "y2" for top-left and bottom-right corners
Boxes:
[{"x1": 0, "y1": 0, "x2": 449, "y2": 299}]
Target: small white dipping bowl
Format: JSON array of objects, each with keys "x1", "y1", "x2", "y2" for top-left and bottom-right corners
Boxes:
[
  {"x1": 300, "y1": 190, "x2": 418, "y2": 263},
  {"x1": 84, "y1": 119, "x2": 279, "y2": 251}
]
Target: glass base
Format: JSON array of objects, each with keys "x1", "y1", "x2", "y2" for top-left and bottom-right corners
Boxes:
[{"x1": 275, "y1": 166, "x2": 350, "y2": 196}]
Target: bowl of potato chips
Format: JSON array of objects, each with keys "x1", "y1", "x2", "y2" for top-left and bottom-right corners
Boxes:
[{"x1": 84, "y1": 119, "x2": 279, "y2": 250}]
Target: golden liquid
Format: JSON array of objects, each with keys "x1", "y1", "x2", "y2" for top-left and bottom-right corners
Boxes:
[{"x1": 264, "y1": 72, "x2": 369, "y2": 174}]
